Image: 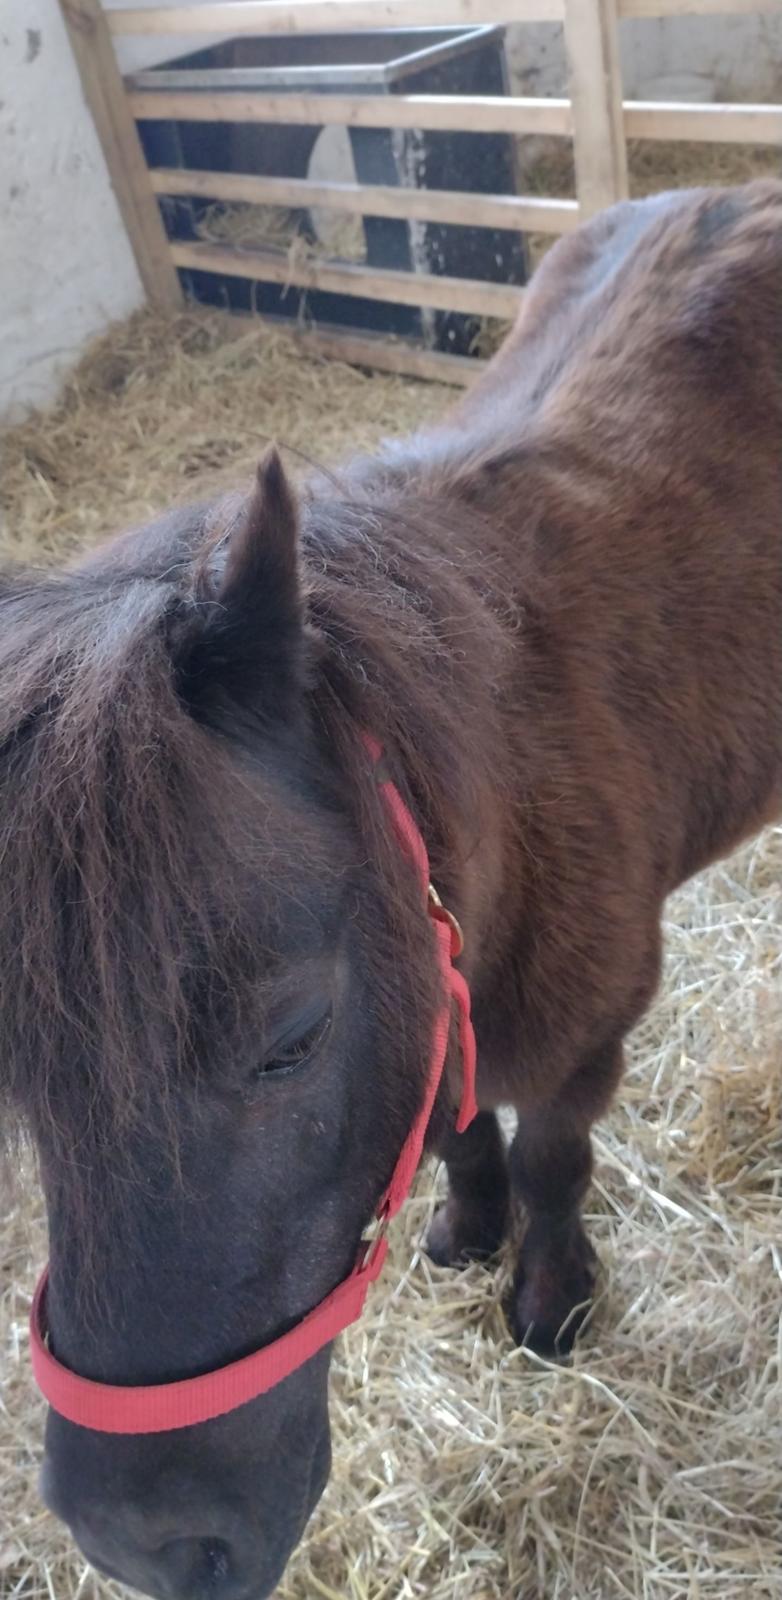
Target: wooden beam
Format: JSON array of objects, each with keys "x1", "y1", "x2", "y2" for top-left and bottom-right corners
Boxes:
[
  {"x1": 624, "y1": 100, "x2": 782, "y2": 142},
  {"x1": 621, "y1": 0, "x2": 780, "y2": 15},
  {"x1": 283, "y1": 324, "x2": 483, "y2": 385},
  {"x1": 170, "y1": 239, "x2": 523, "y2": 318},
  {"x1": 58, "y1": 0, "x2": 181, "y2": 310},
  {"x1": 129, "y1": 89, "x2": 572, "y2": 137},
  {"x1": 150, "y1": 168, "x2": 580, "y2": 234},
  {"x1": 563, "y1": 0, "x2": 628, "y2": 219},
  {"x1": 108, "y1": 0, "x2": 782, "y2": 33},
  {"x1": 109, "y1": 0, "x2": 565, "y2": 35},
  {"x1": 130, "y1": 92, "x2": 782, "y2": 159}
]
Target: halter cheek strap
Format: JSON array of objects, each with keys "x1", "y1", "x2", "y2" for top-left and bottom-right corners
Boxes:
[{"x1": 29, "y1": 742, "x2": 478, "y2": 1434}]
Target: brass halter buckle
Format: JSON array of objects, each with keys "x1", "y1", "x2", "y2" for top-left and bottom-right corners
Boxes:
[{"x1": 427, "y1": 884, "x2": 465, "y2": 959}]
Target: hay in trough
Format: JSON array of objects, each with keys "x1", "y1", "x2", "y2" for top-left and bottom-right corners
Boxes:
[
  {"x1": 1, "y1": 297, "x2": 781, "y2": 1600},
  {"x1": 194, "y1": 199, "x2": 367, "y2": 263}
]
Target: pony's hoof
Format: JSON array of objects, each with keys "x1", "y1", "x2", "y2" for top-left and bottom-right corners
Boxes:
[
  {"x1": 510, "y1": 1231, "x2": 598, "y2": 1355},
  {"x1": 425, "y1": 1197, "x2": 507, "y2": 1268}
]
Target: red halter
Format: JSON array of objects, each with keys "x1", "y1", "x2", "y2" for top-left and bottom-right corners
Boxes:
[{"x1": 29, "y1": 742, "x2": 478, "y2": 1434}]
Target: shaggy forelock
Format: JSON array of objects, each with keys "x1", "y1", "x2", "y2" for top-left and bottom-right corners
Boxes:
[{"x1": 0, "y1": 566, "x2": 274, "y2": 1227}]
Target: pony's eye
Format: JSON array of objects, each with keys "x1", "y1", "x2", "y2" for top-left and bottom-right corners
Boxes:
[{"x1": 254, "y1": 1007, "x2": 332, "y2": 1080}]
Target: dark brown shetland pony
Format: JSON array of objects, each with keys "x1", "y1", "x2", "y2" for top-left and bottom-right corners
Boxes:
[{"x1": 2, "y1": 179, "x2": 781, "y2": 1600}]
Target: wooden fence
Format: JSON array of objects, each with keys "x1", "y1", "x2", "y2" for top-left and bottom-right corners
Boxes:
[{"x1": 60, "y1": 0, "x2": 781, "y2": 384}]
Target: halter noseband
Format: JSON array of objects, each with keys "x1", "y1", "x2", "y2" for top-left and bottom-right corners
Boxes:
[{"x1": 29, "y1": 741, "x2": 478, "y2": 1434}]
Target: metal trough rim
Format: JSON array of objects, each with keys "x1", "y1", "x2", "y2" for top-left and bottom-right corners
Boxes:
[{"x1": 124, "y1": 25, "x2": 504, "y2": 91}]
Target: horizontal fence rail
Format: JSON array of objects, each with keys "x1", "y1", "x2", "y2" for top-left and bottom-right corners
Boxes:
[
  {"x1": 170, "y1": 238, "x2": 525, "y2": 318},
  {"x1": 151, "y1": 168, "x2": 581, "y2": 233},
  {"x1": 288, "y1": 325, "x2": 483, "y2": 383},
  {"x1": 107, "y1": 0, "x2": 782, "y2": 32},
  {"x1": 620, "y1": 0, "x2": 780, "y2": 13},
  {"x1": 108, "y1": 1, "x2": 565, "y2": 35},
  {"x1": 128, "y1": 90, "x2": 574, "y2": 136},
  {"x1": 625, "y1": 100, "x2": 782, "y2": 141},
  {"x1": 131, "y1": 90, "x2": 782, "y2": 148}
]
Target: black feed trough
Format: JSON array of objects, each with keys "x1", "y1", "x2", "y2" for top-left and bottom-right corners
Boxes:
[{"x1": 130, "y1": 27, "x2": 528, "y2": 356}]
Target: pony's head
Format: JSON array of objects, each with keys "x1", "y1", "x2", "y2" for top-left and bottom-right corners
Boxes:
[{"x1": 0, "y1": 451, "x2": 482, "y2": 1599}]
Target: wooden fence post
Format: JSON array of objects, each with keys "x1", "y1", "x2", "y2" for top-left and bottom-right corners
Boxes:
[
  {"x1": 562, "y1": 0, "x2": 629, "y2": 218},
  {"x1": 59, "y1": 0, "x2": 182, "y2": 310}
]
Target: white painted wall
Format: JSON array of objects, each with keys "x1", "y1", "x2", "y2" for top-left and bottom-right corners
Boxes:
[
  {"x1": 1, "y1": 2, "x2": 780, "y2": 425},
  {"x1": 0, "y1": 0, "x2": 145, "y2": 422}
]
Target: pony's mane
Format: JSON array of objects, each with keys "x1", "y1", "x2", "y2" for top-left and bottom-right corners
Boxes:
[
  {"x1": 0, "y1": 468, "x2": 516, "y2": 1251},
  {"x1": 302, "y1": 475, "x2": 517, "y2": 879}
]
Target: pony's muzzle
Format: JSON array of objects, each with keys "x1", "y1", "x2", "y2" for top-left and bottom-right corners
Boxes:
[{"x1": 38, "y1": 1452, "x2": 305, "y2": 1600}]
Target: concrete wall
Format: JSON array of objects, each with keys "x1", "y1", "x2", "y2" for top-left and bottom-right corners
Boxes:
[
  {"x1": 0, "y1": 0, "x2": 144, "y2": 422},
  {"x1": 505, "y1": 13, "x2": 782, "y2": 101},
  {"x1": 1, "y1": 1, "x2": 780, "y2": 423}
]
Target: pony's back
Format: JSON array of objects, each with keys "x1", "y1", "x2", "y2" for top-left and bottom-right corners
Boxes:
[{"x1": 459, "y1": 179, "x2": 782, "y2": 436}]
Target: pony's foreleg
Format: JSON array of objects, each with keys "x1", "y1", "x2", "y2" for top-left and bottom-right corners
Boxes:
[
  {"x1": 508, "y1": 1038, "x2": 624, "y2": 1354},
  {"x1": 425, "y1": 1111, "x2": 510, "y2": 1266}
]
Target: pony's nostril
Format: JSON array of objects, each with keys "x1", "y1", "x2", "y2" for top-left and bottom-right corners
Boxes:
[
  {"x1": 200, "y1": 1538, "x2": 232, "y2": 1583},
  {"x1": 160, "y1": 1534, "x2": 235, "y2": 1593}
]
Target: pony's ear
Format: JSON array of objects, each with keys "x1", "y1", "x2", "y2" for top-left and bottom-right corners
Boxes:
[{"x1": 176, "y1": 448, "x2": 307, "y2": 726}]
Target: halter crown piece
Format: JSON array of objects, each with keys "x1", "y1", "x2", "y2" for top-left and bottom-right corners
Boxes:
[{"x1": 29, "y1": 741, "x2": 478, "y2": 1434}]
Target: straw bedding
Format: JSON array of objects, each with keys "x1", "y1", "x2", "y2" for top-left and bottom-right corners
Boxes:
[{"x1": 1, "y1": 238, "x2": 781, "y2": 1600}]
